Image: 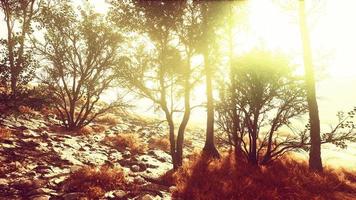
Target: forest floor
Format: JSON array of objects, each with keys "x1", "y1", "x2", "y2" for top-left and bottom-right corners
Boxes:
[{"x1": 0, "y1": 110, "x2": 355, "y2": 200}]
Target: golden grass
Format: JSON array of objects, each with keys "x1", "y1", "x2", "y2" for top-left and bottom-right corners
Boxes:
[
  {"x1": 63, "y1": 165, "x2": 127, "y2": 199},
  {"x1": 0, "y1": 127, "x2": 12, "y2": 139},
  {"x1": 91, "y1": 124, "x2": 107, "y2": 133},
  {"x1": 148, "y1": 137, "x2": 170, "y2": 152},
  {"x1": 77, "y1": 126, "x2": 94, "y2": 135},
  {"x1": 104, "y1": 133, "x2": 147, "y2": 155},
  {"x1": 173, "y1": 152, "x2": 356, "y2": 200},
  {"x1": 40, "y1": 106, "x2": 58, "y2": 117},
  {"x1": 95, "y1": 114, "x2": 121, "y2": 126},
  {"x1": 18, "y1": 105, "x2": 36, "y2": 115}
]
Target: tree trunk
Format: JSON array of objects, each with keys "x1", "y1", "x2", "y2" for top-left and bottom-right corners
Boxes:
[
  {"x1": 200, "y1": 3, "x2": 220, "y2": 159},
  {"x1": 176, "y1": 57, "x2": 192, "y2": 168},
  {"x1": 167, "y1": 117, "x2": 177, "y2": 170},
  {"x1": 202, "y1": 50, "x2": 220, "y2": 158},
  {"x1": 248, "y1": 134, "x2": 258, "y2": 165},
  {"x1": 298, "y1": 0, "x2": 323, "y2": 172},
  {"x1": 3, "y1": 5, "x2": 16, "y2": 94}
]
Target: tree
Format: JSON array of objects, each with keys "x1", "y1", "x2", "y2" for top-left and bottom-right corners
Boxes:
[
  {"x1": 0, "y1": 0, "x2": 38, "y2": 95},
  {"x1": 33, "y1": 2, "x2": 123, "y2": 130},
  {"x1": 298, "y1": 0, "x2": 323, "y2": 172},
  {"x1": 110, "y1": 0, "x2": 194, "y2": 170},
  {"x1": 216, "y1": 50, "x2": 308, "y2": 165},
  {"x1": 198, "y1": 1, "x2": 226, "y2": 158}
]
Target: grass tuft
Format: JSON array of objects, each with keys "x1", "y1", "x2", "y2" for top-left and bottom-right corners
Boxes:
[
  {"x1": 104, "y1": 133, "x2": 147, "y2": 155},
  {"x1": 63, "y1": 165, "x2": 127, "y2": 199},
  {"x1": 148, "y1": 137, "x2": 170, "y2": 152},
  {"x1": 95, "y1": 114, "x2": 121, "y2": 126},
  {"x1": 0, "y1": 127, "x2": 12, "y2": 139}
]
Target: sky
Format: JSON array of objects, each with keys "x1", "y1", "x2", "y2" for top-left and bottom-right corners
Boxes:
[
  {"x1": 241, "y1": 0, "x2": 356, "y2": 126},
  {"x1": 0, "y1": 0, "x2": 355, "y2": 167}
]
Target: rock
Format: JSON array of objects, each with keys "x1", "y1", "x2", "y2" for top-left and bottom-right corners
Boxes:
[
  {"x1": 169, "y1": 186, "x2": 177, "y2": 193},
  {"x1": 134, "y1": 176, "x2": 146, "y2": 185},
  {"x1": 35, "y1": 165, "x2": 52, "y2": 174},
  {"x1": 113, "y1": 190, "x2": 127, "y2": 198},
  {"x1": 140, "y1": 194, "x2": 159, "y2": 200},
  {"x1": 131, "y1": 165, "x2": 140, "y2": 172},
  {"x1": 63, "y1": 138, "x2": 81, "y2": 150},
  {"x1": 0, "y1": 178, "x2": 9, "y2": 185},
  {"x1": 122, "y1": 150, "x2": 131, "y2": 158},
  {"x1": 62, "y1": 192, "x2": 85, "y2": 200},
  {"x1": 28, "y1": 194, "x2": 51, "y2": 200},
  {"x1": 27, "y1": 188, "x2": 54, "y2": 196},
  {"x1": 69, "y1": 165, "x2": 82, "y2": 172},
  {"x1": 138, "y1": 163, "x2": 147, "y2": 171},
  {"x1": 51, "y1": 176, "x2": 67, "y2": 185},
  {"x1": 23, "y1": 129, "x2": 39, "y2": 137}
]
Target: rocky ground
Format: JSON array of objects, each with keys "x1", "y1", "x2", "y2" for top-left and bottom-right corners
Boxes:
[{"x1": 0, "y1": 112, "x2": 204, "y2": 200}]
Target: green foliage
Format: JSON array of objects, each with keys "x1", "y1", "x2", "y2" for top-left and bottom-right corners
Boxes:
[{"x1": 0, "y1": 38, "x2": 36, "y2": 91}]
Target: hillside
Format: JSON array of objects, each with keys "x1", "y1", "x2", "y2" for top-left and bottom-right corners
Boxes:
[{"x1": 0, "y1": 110, "x2": 355, "y2": 200}]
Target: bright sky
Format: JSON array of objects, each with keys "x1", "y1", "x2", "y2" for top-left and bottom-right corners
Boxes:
[{"x1": 242, "y1": 0, "x2": 356, "y2": 127}]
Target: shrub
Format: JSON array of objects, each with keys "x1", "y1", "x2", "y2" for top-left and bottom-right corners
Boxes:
[
  {"x1": 148, "y1": 137, "x2": 170, "y2": 152},
  {"x1": 173, "y1": 152, "x2": 356, "y2": 200},
  {"x1": 62, "y1": 165, "x2": 127, "y2": 199},
  {"x1": 104, "y1": 133, "x2": 147, "y2": 155}
]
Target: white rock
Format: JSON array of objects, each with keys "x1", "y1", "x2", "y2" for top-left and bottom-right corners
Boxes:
[
  {"x1": 131, "y1": 165, "x2": 140, "y2": 172},
  {"x1": 114, "y1": 190, "x2": 127, "y2": 198}
]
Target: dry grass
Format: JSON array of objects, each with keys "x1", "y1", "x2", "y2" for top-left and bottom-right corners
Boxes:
[
  {"x1": 76, "y1": 125, "x2": 108, "y2": 135},
  {"x1": 95, "y1": 114, "x2": 121, "y2": 126},
  {"x1": 18, "y1": 105, "x2": 37, "y2": 115},
  {"x1": 173, "y1": 152, "x2": 356, "y2": 200},
  {"x1": 91, "y1": 124, "x2": 107, "y2": 133},
  {"x1": 62, "y1": 165, "x2": 127, "y2": 199},
  {"x1": 104, "y1": 133, "x2": 147, "y2": 155},
  {"x1": 77, "y1": 126, "x2": 94, "y2": 135},
  {"x1": 148, "y1": 137, "x2": 170, "y2": 152},
  {"x1": 0, "y1": 127, "x2": 12, "y2": 139},
  {"x1": 40, "y1": 106, "x2": 58, "y2": 117}
]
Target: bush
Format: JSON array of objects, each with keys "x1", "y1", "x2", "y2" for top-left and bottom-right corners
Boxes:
[
  {"x1": 173, "y1": 152, "x2": 356, "y2": 200},
  {"x1": 62, "y1": 165, "x2": 127, "y2": 199},
  {"x1": 148, "y1": 137, "x2": 170, "y2": 152},
  {"x1": 0, "y1": 85, "x2": 54, "y2": 117},
  {"x1": 104, "y1": 133, "x2": 147, "y2": 155}
]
